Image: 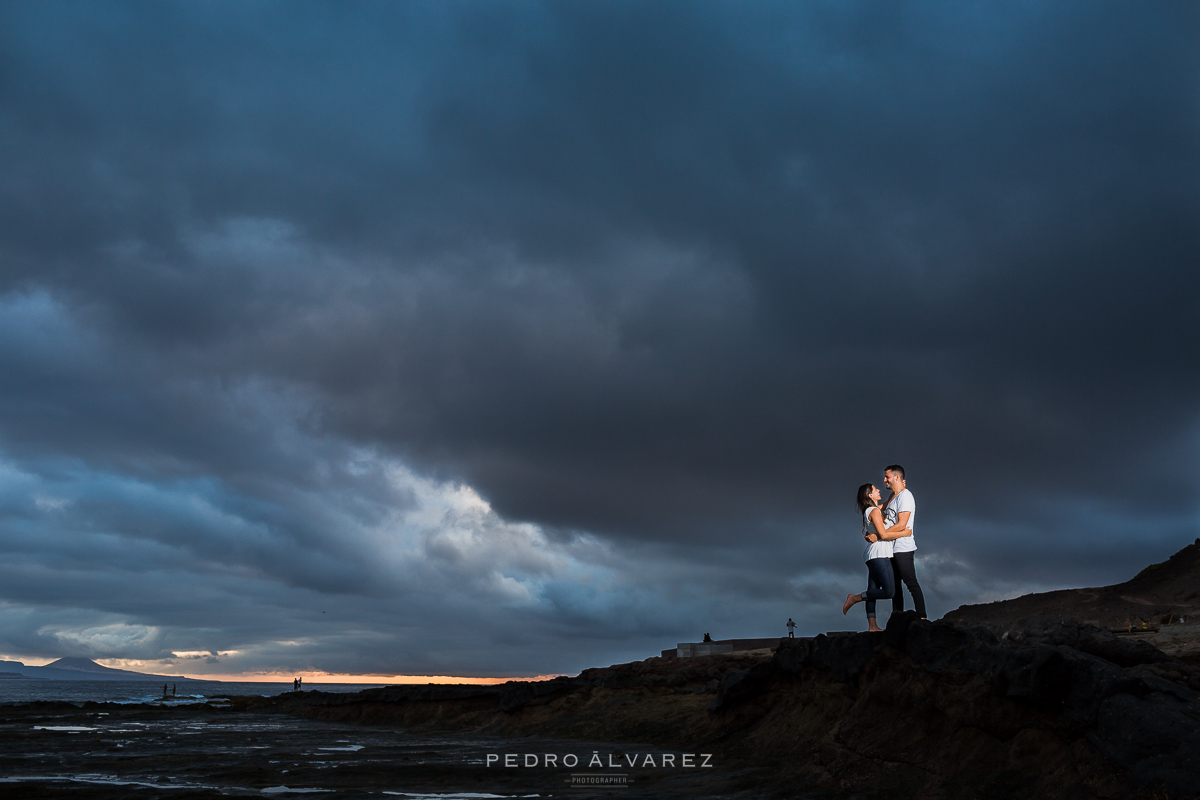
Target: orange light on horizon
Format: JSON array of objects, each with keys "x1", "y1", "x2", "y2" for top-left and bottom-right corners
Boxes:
[
  {"x1": 0, "y1": 655, "x2": 567, "y2": 685},
  {"x1": 198, "y1": 672, "x2": 564, "y2": 684},
  {"x1": 94, "y1": 671, "x2": 566, "y2": 690}
]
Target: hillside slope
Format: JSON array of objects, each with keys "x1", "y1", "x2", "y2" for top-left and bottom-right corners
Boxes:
[{"x1": 946, "y1": 538, "x2": 1200, "y2": 629}]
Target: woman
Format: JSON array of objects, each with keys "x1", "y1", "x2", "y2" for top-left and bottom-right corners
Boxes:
[{"x1": 842, "y1": 483, "x2": 899, "y2": 632}]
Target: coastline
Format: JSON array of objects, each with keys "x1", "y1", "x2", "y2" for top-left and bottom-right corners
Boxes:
[{"x1": 0, "y1": 680, "x2": 386, "y2": 707}]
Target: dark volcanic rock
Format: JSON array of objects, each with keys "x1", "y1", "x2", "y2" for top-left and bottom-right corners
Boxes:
[
  {"x1": 363, "y1": 683, "x2": 501, "y2": 702},
  {"x1": 998, "y1": 619, "x2": 1171, "y2": 667},
  {"x1": 1093, "y1": 689, "x2": 1200, "y2": 792},
  {"x1": 498, "y1": 676, "x2": 586, "y2": 712},
  {"x1": 736, "y1": 617, "x2": 1200, "y2": 797},
  {"x1": 705, "y1": 666, "x2": 761, "y2": 712}
]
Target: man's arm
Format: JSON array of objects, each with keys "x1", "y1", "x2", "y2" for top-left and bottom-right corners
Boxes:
[
  {"x1": 865, "y1": 507, "x2": 892, "y2": 541},
  {"x1": 878, "y1": 510, "x2": 911, "y2": 540}
]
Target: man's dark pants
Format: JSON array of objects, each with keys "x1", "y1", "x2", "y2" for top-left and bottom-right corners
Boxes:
[{"x1": 891, "y1": 551, "x2": 927, "y2": 618}]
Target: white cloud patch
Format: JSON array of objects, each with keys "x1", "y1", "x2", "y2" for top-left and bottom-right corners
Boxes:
[
  {"x1": 42, "y1": 623, "x2": 162, "y2": 659},
  {"x1": 0, "y1": 435, "x2": 696, "y2": 674}
]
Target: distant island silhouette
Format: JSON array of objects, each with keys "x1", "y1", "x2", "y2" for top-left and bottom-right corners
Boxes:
[{"x1": 0, "y1": 657, "x2": 197, "y2": 682}]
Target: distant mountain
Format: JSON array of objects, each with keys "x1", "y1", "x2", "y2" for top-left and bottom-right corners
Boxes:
[
  {"x1": 946, "y1": 538, "x2": 1200, "y2": 630},
  {"x1": 0, "y1": 658, "x2": 198, "y2": 682},
  {"x1": 44, "y1": 657, "x2": 139, "y2": 674}
]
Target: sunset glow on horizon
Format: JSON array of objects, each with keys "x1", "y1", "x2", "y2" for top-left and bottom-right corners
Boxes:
[
  {"x1": 91, "y1": 660, "x2": 561, "y2": 685},
  {"x1": 196, "y1": 673, "x2": 564, "y2": 685}
]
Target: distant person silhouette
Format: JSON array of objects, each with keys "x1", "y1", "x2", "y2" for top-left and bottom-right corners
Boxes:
[
  {"x1": 172, "y1": 684, "x2": 176, "y2": 696},
  {"x1": 702, "y1": 633, "x2": 713, "y2": 643},
  {"x1": 787, "y1": 618, "x2": 796, "y2": 638},
  {"x1": 163, "y1": 683, "x2": 168, "y2": 699}
]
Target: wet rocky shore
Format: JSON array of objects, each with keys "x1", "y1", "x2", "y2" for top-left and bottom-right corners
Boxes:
[
  {"x1": 0, "y1": 699, "x2": 751, "y2": 799},
  {"x1": 3, "y1": 613, "x2": 1199, "y2": 799}
]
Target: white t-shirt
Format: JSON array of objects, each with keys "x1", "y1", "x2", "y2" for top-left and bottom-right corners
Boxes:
[
  {"x1": 888, "y1": 489, "x2": 917, "y2": 553},
  {"x1": 862, "y1": 506, "x2": 894, "y2": 561}
]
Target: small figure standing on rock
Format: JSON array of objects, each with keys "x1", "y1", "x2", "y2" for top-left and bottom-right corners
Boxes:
[
  {"x1": 844, "y1": 483, "x2": 909, "y2": 631},
  {"x1": 703, "y1": 633, "x2": 713, "y2": 643},
  {"x1": 787, "y1": 618, "x2": 796, "y2": 638}
]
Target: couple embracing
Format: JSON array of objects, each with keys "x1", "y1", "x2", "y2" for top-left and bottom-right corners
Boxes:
[{"x1": 842, "y1": 464, "x2": 927, "y2": 632}]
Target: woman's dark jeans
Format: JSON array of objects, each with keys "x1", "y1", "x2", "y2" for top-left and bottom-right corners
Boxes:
[
  {"x1": 864, "y1": 558, "x2": 895, "y2": 619},
  {"x1": 890, "y1": 551, "x2": 927, "y2": 619}
]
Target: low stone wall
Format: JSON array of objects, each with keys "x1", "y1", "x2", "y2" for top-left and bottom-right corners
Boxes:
[{"x1": 664, "y1": 637, "x2": 783, "y2": 658}]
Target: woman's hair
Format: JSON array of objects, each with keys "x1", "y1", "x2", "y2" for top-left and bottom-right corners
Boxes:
[{"x1": 856, "y1": 483, "x2": 877, "y2": 514}]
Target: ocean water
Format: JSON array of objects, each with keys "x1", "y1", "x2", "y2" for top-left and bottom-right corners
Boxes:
[
  {"x1": 0, "y1": 679, "x2": 384, "y2": 705},
  {"x1": 0, "y1": 704, "x2": 557, "y2": 798},
  {"x1": 0, "y1": 694, "x2": 732, "y2": 798}
]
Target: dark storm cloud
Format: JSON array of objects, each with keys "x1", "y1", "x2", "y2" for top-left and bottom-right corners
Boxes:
[{"x1": 0, "y1": 1, "x2": 1196, "y2": 675}]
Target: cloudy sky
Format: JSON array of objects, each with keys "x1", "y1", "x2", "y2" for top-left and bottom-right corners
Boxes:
[{"x1": 0, "y1": 1, "x2": 1196, "y2": 680}]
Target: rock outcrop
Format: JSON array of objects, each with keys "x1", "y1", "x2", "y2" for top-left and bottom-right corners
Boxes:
[{"x1": 709, "y1": 613, "x2": 1199, "y2": 798}]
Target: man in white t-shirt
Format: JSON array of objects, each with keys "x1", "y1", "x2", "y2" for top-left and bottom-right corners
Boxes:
[{"x1": 880, "y1": 464, "x2": 927, "y2": 619}]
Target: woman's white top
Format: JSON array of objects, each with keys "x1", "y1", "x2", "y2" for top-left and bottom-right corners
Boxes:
[{"x1": 863, "y1": 506, "x2": 894, "y2": 561}]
